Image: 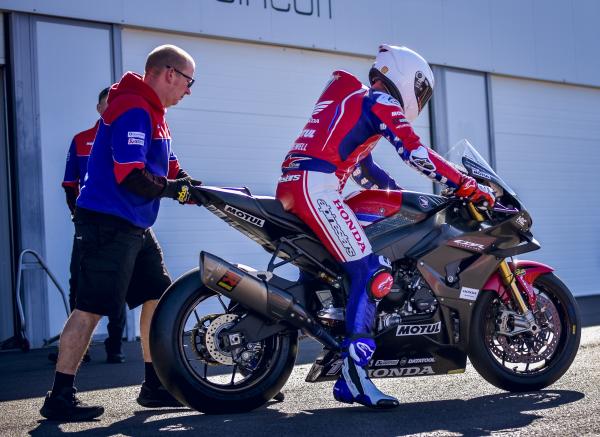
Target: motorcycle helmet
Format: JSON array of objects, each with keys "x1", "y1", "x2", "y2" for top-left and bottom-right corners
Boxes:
[{"x1": 369, "y1": 44, "x2": 434, "y2": 122}]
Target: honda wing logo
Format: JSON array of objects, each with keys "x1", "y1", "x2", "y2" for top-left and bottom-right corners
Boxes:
[{"x1": 312, "y1": 100, "x2": 333, "y2": 115}]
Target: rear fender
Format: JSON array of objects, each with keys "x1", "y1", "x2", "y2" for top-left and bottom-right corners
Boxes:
[{"x1": 481, "y1": 260, "x2": 554, "y2": 305}]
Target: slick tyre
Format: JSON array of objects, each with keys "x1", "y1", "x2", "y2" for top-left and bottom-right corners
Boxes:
[
  {"x1": 150, "y1": 268, "x2": 298, "y2": 414},
  {"x1": 468, "y1": 273, "x2": 581, "y2": 392}
]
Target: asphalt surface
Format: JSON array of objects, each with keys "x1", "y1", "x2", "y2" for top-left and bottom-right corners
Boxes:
[{"x1": 1, "y1": 326, "x2": 599, "y2": 437}]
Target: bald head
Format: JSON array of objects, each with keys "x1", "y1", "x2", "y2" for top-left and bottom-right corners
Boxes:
[
  {"x1": 145, "y1": 44, "x2": 195, "y2": 76},
  {"x1": 143, "y1": 44, "x2": 196, "y2": 108}
]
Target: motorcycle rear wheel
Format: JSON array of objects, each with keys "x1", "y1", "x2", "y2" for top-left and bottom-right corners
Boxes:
[
  {"x1": 150, "y1": 269, "x2": 298, "y2": 414},
  {"x1": 468, "y1": 273, "x2": 580, "y2": 392}
]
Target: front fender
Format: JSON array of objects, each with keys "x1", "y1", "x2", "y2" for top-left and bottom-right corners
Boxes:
[{"x1": 481, "y1": 260, "x2": 554, "y2": 303}]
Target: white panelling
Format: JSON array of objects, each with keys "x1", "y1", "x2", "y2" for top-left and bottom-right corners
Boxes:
[{"x1": 492, "y1": 76, "x2": 600, "y2": 296}]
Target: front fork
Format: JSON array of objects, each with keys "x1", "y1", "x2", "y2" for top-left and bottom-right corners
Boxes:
[{"x1": 468, "y1": 203, "x2": 540, "y2": 332}]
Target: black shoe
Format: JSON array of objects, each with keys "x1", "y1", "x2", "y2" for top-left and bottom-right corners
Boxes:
[
  {"x1": 106, "y1": 352, "x2": 125, "y2": 364},
  {"x1": 136, "y1": 382, "x2": 183, "y2": 408},
  {"x1": 48, "y1": 352, "x2": 91, "y2": 364},
  {"x1": 273, "y1": 392, "x2": 285, "y2": 402},
  {"x1": 40, "y1": 387, "x2": 104, "y2": 421}
]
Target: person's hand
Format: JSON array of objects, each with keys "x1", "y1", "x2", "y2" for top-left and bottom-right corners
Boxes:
[
  {"x1": 455, "y1": 175, "x2": 495, "y2": 208},
  {"x1": 162, "y1": 177, "x2": 194, "y2": 204}
]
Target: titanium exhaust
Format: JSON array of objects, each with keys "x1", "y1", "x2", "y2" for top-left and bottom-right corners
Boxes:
[{"x1": 199, "y1": 251, "x2": 339, "y2": 350}]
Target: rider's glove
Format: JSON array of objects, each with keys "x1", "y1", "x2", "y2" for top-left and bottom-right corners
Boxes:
[
  {"x1": 455, "y1": 175, "x2": 496, "y2": 207},
  {"x1": 161, "y1": 177, "x2": 195, "y2": 204}
]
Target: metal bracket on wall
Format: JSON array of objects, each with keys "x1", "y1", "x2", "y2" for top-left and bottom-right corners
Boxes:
[{"x1": 0, "y1": 249, "x2": 69, "y2": 352}]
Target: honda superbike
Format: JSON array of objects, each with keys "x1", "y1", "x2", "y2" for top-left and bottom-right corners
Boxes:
[{"x1": 150, "y1": 139, "x2": 580, "y2": 414}]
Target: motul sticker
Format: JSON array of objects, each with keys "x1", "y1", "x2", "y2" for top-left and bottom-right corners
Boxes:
[
  {"x1": 217, "y1": 271, "x2": 242, "y2": 292},
  {"x1": 396, "y1": 322, "x2": 441, "y2": 336},
  {"x1": 224, "y1": 205, "x2": 265, "y2": 228},
  {"x1": 459, "y1": 287, "x2": 479, "y2": 301}
]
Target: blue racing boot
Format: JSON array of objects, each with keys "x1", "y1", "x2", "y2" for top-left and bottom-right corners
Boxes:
[{"x1": 332, "y1": 338, "x2": 399, "y2": 409}]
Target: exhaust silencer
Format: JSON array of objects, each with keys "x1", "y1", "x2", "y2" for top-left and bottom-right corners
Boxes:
[{"x1": 199, "y1": 251, "x2": 339, "y2": 350}]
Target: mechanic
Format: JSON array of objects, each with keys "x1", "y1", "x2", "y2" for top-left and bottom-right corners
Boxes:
[
  {"x1": 56, "y1": 87, "x2": 127, "y2": 365},
  {"x1": 41, "y1": 44, "x2": 201, "y2": 421},
  {"x1": 276, "y1": 44, "x2": 495, "y2": 409}
]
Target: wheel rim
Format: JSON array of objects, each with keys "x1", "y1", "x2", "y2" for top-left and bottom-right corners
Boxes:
[
  {"x1": 177, "y1": 292, "x2": 283, "y2": 393},
  {"x1": 483, "y1": 279, "x2": 568, "y2": 375}
]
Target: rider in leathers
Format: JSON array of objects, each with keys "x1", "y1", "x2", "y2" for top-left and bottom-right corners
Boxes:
[{"x1": 276, "y1": 45, "x2": 495, "y2": 409}]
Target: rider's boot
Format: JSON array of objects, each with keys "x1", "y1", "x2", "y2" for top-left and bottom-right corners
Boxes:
[{"x1": 332, "y1": 338, "x2": 399, "y2": 409}]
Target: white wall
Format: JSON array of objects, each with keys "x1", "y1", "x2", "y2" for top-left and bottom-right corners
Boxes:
[
  {"x1": 492, "y1": 76, "x2": 600, "y2": 296},
  {"x1": 3, "y1": 0, "x2": 600, "y2": 87},
  {"x1": 35, "y1": 19, "x2": 113, "y2": 337}
]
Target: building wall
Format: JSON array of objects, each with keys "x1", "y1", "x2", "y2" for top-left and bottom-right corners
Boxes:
[{"x1": 1, "y1": 0, "x2": 600, "y2": 87}]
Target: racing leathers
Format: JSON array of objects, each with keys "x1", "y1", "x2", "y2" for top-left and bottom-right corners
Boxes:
[{"x1": 275, "y1": 70, "x2": 474, "y2": 408}]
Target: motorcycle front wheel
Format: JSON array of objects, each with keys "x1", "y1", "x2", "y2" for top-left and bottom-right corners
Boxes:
[
  {"x1": 150, "y1": 268, "x2": 298, "y2": 414},
  {"x1": 468, "y1": 272, "x2": 581, "y2": 392}
]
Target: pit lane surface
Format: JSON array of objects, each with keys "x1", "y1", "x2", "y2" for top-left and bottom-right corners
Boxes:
[{"x1": 1, "y1": 327, "x2": 599, "y2": 437}]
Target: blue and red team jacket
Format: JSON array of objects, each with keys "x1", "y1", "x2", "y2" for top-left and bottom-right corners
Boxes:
[
  {"x1": 62, "y1": 120, "x2": 99, "y2": 193},
  {"x1": 281, "y1": 70, "x2": 464, "y2": 191},
  {"x1": 77, "y1": 72, "x2": 180, "y2": 229}
]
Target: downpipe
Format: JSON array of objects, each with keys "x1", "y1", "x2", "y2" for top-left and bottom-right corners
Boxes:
[{"x1": 199, "y1": 251, "x2": 340, "y2": 350}]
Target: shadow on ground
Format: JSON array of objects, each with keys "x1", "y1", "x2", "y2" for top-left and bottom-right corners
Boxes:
[{"x1": 29, "y1": 390, "x2": 584, "y2": 437}]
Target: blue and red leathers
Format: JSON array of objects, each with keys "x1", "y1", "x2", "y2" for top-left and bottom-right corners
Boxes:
[
  {"x1": 77, "y1": 72, "x2": 181, "y2": 229},
  {"x1": 276, "y1": 70, "x2": 465, "y2": 340},
  {"x1": 62, "y1": 120, "x2": 99, "y2": 194}
]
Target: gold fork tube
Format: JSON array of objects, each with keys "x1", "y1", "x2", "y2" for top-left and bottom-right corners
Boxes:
[{"x1": 498, "y1": 260, "x2": 528, "y2": 314}]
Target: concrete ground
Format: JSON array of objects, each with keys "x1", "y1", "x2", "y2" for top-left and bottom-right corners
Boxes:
[{"x1": 0, "y1": 296, "x2": 598, "y2": 436}]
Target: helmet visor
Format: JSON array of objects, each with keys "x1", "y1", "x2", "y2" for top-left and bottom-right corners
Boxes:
[{"x1": 414, "y1": 71, "x2": 433, "y2": 113}]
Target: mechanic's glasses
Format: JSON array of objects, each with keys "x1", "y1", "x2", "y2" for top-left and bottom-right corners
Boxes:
[{"x1": 166, "y1": 65, "x2": 195, "y2": 88}]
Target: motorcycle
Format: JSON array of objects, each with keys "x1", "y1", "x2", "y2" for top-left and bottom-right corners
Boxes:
[{"x1": 150, "y1": 139, "x2": 580, "y2": 414}]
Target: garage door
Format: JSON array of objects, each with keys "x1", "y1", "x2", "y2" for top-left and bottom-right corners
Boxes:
[
  {"x1": 492, "y1": 76, "x2": 600, "y2": 296},
  {"x1": 121, "y1": 29, "x2": 433, "y2": 281}
]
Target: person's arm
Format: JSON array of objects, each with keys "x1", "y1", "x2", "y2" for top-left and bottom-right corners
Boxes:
[
  {"x1": 369, "y1": 92, "x2": 494, "y2": 205},
  {"x1": 352, "y1": 153, "x2": 400, "y2": 190},
  {"x1": 62, "y1": 138, "x2": 80, "y2": 214}
]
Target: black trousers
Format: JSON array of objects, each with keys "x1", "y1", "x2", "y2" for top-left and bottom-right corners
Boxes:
[{"x1": 69, "y1": 231, "x2": 126, "y2": 352}]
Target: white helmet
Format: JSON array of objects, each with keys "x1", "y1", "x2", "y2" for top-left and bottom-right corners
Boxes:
[{"x1": 369, "y1": 44, "x2": 434, "y2": 122}]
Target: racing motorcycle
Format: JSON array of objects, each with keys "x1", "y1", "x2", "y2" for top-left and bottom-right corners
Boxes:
[{"x1": 150, "y1": 139, "x2": 580, "y2": 414}]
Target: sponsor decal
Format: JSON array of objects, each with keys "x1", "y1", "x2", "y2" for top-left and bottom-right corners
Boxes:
[
  {"x1": 396, "y1": 321, "x2": 441, "y2": 336},
  {"x1": 515, "y1": 215, "x2": 528, "y2": 229},
  {"x1": 418, "y1": 196, "x2": 430, "y2": 209},
  {"x1": 177, "y1": 185, "x2": 190, "y2": 204},
  {"x1": 128, "y1": 138, "x2": 144, "y2": 146},
  {"x1": 292, "y1": 142, "x2": 308, "y2": 151},
  {"x1": 380, "y1": 123, "x2": 387, "y2": 131},
  {"x1": 408, "y1": 357, "x2": 436, "y2": 364},
  {"x1": 450, "y1": 239, "x2": 487, "y2": 252},
  {"x1": 127, "y1": 131, "x2": 145, "y2": 139},
  {"x1": 312, "y1": 100, "x2": 333, "y2": 115},
  {"x1": 300, "y1": 129, "x2": 316, "y2": 139},
  {"x1": 308, "y1": 118, "x2": 320, "y2": 124},
  {"x1": 217, "y1": 270, "x2": 242, "y2": 292},
  {"x1": 459, "y1": 287, "x2": 479, "y2": 301},
  {"x1": 317, "y1": 199, "x2": 355, "y2": 257},
  {"x1": 332, "y1": 199, "x2": 367, "y2": 254},
  {"x1": 278, "y1": 174, "x2": 301, "y2": 183},
  {"x1": 471, "y1": 167, "x2": 492, "y2": 180},
  {"x1": 369, "y1": 366, "x2": 435, "y2": 378},
  {"x1": 224, "y1": 205, "x2": 265, "y2": 228},
  {"x1": 381, "y1": 66, "x2": 389, "y2": 74},
  {"x1": 374, "y1": 359, "x2": 399, "y2": 367}
]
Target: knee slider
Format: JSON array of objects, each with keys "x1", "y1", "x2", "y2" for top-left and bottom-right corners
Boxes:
[{"x1": 368, "y1": 268, "x2": 393, "y2": 300}]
